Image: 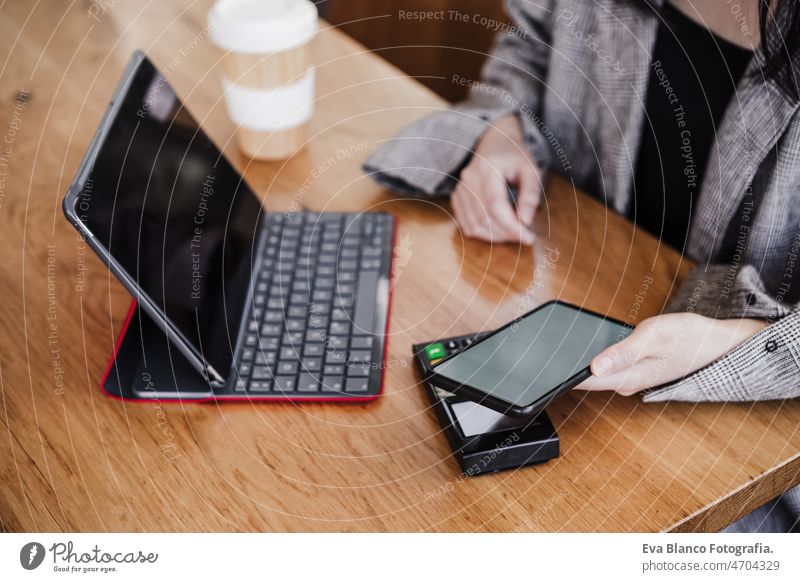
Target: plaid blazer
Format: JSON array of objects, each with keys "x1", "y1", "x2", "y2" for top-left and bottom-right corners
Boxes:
[{"x1": 364, "y1": 0, "x2": 800, "y2": 406}]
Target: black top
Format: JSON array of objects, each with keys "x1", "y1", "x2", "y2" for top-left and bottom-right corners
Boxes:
[{"x1": 631, "y1": 2, "x2": 753, "y2": 251}]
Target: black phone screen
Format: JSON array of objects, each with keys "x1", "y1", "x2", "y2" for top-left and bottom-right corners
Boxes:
[{"x1": 432, "y1": 302, "x2": 632, "y2": 409}]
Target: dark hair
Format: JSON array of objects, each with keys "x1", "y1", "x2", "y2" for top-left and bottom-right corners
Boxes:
[{"x1": 759, "y1": 0, "x2": 800, "y2": 98}]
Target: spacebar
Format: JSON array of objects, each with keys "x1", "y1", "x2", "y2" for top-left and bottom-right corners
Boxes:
[{"x1": 353, "y1": 270, "x2": 379, "y2": 334}]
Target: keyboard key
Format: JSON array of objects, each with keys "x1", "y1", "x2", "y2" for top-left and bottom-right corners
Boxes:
[
  {"x1": 287, "y1": 305, "x2": 306, "y2": 318},
  {"x1": 249, "y1": 380, "x2": 272, "y2": 392},
  {"x1": 353, "y1": 270, "x2": 379, "y2": 333},
  {"x1": 307, "y1": 316, "x2": 329, "y2": 329},
  {"x1": 285, "y1": 319, "x2": 305, "y2": 331},
  {"x1": 297, "y1": 373, "x2": 320, "y2": 392},
  {"x1": 302, "y1": 357, "x2": 322, "y2": 372},
  {"x1": 261, "y1": 323, "x2": 282, "y2": 336},
  {"x1": 322, "y1": 376, "x2": 344, "y2": 392},
  {"x1": 290, "y1": 292, "x2": 309, "y2": 305},
  {"x1": 282, "y1": 332, "x2": 303, "y2": 345},
  {"x1": 252, "y1": 366, "x2": 272, "y2": 380},
  {"x1": 350, "y1": 336, "x2": 373, "y2": 350},
  {"x1": 361, "y1": 260, "x2": 381, "y2": 270},
  {"x1": 264, "y1": 310, "x2": 284, "y2": 322},
  {"x1": 293, "y1": 280, "x2": 311, "y2": 292},
  {"x1": 277, "y1": 361, "x2": 298, "y2": 375},
  {"x1": 304, "y1": 343, "x2": 324, "y2": 356},
  {"x1": 330, "y1": 321, "x2": 350, "y2": 335},
  {"x1": 269, "y1": 286, "x2": 289, "y2": 298},
  {"x1": 326, "y1": 336, "x2": 347, "y2": 350},
  {"x1": 346, "y1": 363, "x2": 370, "y2": 377},
  {"x1": 235, "y1": 378, "x2": 247, "y2": 392},
  {"x1": 313, "y1": 290, "x2": 332, "y2": 302},
  {"x1": 306, "y1": 329, "x2": 326, "y2": 343},
  {"x1": 326, "y1": 351, "x2": 346, "y2": 364},
  {"x1": 255, "y1": 351, "x2": 276, "y2": 366},
  {"x1": 336, "y1": 283, "x2": 355, "y2": 295},
  {"x1": 259, "y1": 337, "x2": 279, "y2": 350},
  {"x1": 324, "y1": 364, "x2": 345, "y2": 376},
  {"x1": 237, "y1": 363, "x2": 252, "y2": 376},
  {"x1": 241, "y1": 348, "x2": 256, "y2": 361},
  {"x1": 267, "y1": 298, "x2": 286, "y2": 309},
  {"x1": 345, "y1": 378, "x2": 370, "y2": 393},
  {"x1": 349, "y1": 351, "x2": 372, "y2": 364},
  {"x1": 280, "y1": 346, "x2": 300, "y2": 360},
  {"x1": 342, "y1": 236, "x2": 360, "y2": 248},
  {"x1": 274, "y1": 376, "x2": 296, "y2": 392}
]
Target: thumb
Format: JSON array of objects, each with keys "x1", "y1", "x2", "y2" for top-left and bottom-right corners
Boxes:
[
  {"x1": 514, "y1": 160, "x2": 541, "y2": 226},
  {"x1": 591, "y1": 336, "x2": 640, "y2": 377}
]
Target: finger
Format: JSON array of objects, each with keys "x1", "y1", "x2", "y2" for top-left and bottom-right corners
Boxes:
[
  {"x1": 450, "y1": 188, "x2": 472, "y2": 236},
  {"x1": 453, "y1": 188, "x2": 483, "y2": 239},
  {"x1": 454, "y1": 182, "x2": 491, "y2": 240},
  {"x1": 461, "y1": 185, "x2": 493, "y2": 240},
  {"x1": 481, "y1": 173, "x2": 534, "y2": 244},
  {"x1": 576, "y1": 360, "x2": 660, "y2": 395},
  {"x1": 590, "y1": 333, "x2": 645, "y2": 377},
  {"x1": 458, "y1": 182, "x2": 493, "y2": 240},
  {"x1": 515, "y1": 160, "x2": 541, "y2": 226}
]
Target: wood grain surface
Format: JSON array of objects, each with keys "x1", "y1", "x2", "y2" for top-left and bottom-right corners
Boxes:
[{"x1": 0, "y1": 0, "x2": 797, "y2": 533}]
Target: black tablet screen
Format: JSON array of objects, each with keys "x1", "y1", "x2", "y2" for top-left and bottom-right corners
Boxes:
[{"x1": 76, "y1": 57, "x2": 261, "y2": 375}]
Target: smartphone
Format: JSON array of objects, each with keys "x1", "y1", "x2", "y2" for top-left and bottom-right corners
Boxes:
[{"x1": 427, "y1": 300, "x2": 633, "y2": 417}]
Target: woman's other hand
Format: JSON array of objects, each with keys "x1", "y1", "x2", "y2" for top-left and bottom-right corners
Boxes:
[
  {"x1": 576, "y1": 313, "x2": 769, "y2": 395},
  {"x1": 451, "y1": 114, "x2": 541, "y2": 245}
]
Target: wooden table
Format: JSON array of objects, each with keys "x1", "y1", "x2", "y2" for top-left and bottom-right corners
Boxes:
[{"x1": 1, "y1": 0, "x2": 798, "y2": 533}]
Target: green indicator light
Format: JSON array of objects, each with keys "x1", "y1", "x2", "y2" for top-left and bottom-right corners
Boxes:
[{"x1": 425, "y1": 342, "x2": 445, "y2": 360}]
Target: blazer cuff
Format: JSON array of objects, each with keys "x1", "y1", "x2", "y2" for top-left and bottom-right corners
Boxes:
[
  {"x1": 362, "y1": 105, "x2": 553, "y2": 196},
  {"x1": 642, "y1": 310, "x2": 800, "y2": 402},
  {"x1": 664, "y1": 264, "x2": 794, "y2": 320}
]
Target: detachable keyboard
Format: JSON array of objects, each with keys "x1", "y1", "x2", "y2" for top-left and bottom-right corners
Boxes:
[{"x1": 226, "y1": 211, "x2": 394, "y2": 399}]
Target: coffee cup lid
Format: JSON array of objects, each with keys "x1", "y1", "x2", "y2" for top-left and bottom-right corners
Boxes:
[{"x1": 209, "y1": 0, "x2": 318, "y2": 54}]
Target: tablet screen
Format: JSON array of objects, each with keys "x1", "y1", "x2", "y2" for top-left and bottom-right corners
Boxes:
[
  {"x1": 433, "y1": 302, "x2": 632, "y2": 409},
  {"x1": 74, "y1": 57, "x2": 262, "y2": 375}
]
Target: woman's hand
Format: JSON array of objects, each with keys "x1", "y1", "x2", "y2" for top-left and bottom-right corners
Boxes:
[
  {"x1": 451, "y1": 114, "x2": 541, "y2": 245},
  {"x1": 576, "y1": 313, "x2": 769, "y2": 396}
]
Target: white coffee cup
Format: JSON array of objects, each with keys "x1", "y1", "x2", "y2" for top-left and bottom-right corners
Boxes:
[{"x1": 209, "y1": 0, "x2": 318, "y2": 160}]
